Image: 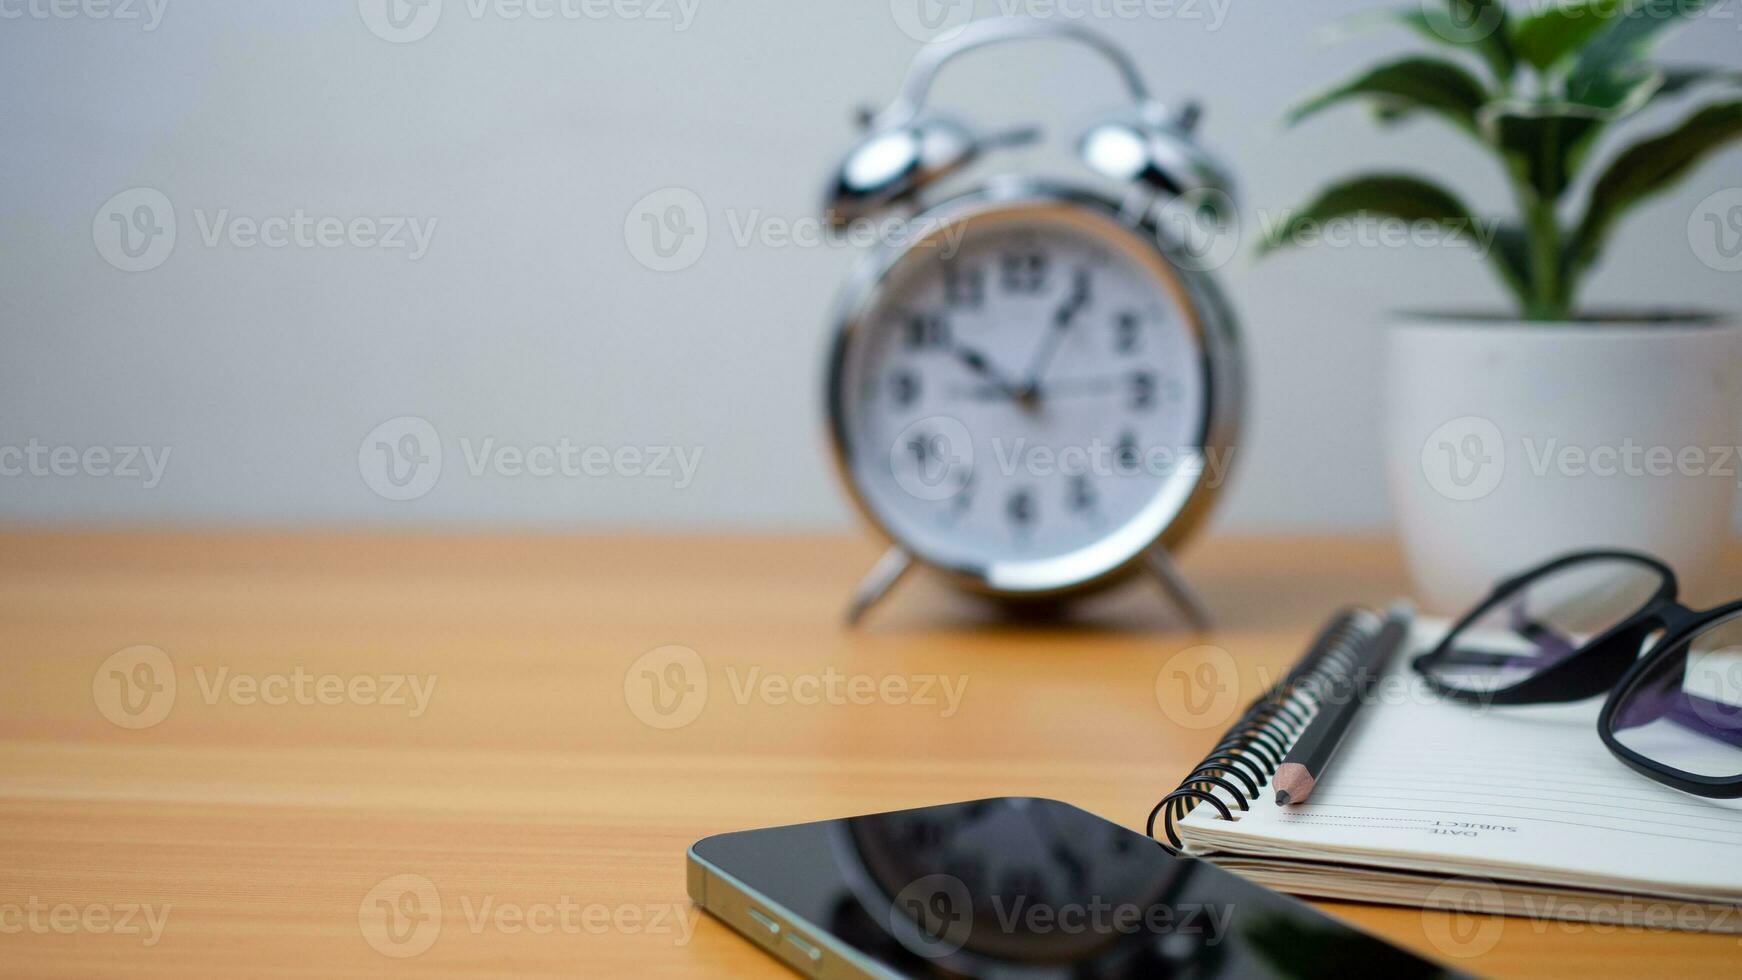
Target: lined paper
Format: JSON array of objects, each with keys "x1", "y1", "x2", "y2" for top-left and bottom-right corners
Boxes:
[{"x1": 1180, "y1": 625, "x2": 1742, "y2": 904}]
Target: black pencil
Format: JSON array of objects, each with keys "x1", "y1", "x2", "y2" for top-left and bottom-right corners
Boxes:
[{"x1": 1274, "y1": 601, "x2": 1414, "y2": 806}]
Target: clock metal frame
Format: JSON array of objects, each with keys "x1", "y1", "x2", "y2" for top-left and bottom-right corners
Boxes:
[{"x1": 824, "y1": 179, "x2": 1243, "y2": 608}]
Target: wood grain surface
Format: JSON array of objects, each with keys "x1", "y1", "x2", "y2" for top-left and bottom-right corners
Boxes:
[{"x1": 2, "y1": 530, "x2": 1737, "y2": 978}]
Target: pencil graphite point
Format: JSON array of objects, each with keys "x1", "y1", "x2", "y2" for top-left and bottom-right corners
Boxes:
[{"x1": 1274, "y1": 763, "x2": 1315, "y2": 806}]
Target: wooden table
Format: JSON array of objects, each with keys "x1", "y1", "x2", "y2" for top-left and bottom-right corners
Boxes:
[{"x1": 3, "y1": 530, "x2": 1737, "y2": 978}]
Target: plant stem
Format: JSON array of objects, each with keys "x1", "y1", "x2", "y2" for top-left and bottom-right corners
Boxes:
[{"x1": 1513, "y1": 179, "x2": 1566, "y2": 321}]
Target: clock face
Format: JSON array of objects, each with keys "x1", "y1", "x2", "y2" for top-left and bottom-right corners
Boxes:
[{"x1": 832, "y1": 196, "x2": 1214, "y2": 592}]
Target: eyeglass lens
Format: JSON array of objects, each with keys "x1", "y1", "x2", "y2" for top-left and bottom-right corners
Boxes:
[
  {"x1": 1421, "y1": 558, "x2": 1665, "y2": 694},
  {"x1": 1609, "y1": 611, "x2": 1742, "y2": 781}
]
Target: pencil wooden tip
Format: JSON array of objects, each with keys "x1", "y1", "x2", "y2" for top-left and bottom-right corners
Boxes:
[{"x1": 1274, "y1": 763, "x2": 1315, "y2": 806}]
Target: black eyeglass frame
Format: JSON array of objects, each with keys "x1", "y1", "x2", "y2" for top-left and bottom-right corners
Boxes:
[{"x1": 1411, "y1": 549, "x2": 1742, "y2": 799}]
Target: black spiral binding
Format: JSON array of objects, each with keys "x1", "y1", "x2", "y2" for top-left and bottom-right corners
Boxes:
[{"x1": 1148, "y1": 608, "x2": 1381, "y2": 854}]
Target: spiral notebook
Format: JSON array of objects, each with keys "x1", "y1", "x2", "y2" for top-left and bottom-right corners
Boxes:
[{"x1": 1153, "y1": 612, "x2": 1742, "y2": 934}]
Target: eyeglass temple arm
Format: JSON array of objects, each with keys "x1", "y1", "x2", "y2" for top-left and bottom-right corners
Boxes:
[
  {"x1": 1609, "y1": 652, "x2": 1742, "y2": 747},
  {"x1": 1427, "y1": 597, "x2": 1583, "y2": 668}
]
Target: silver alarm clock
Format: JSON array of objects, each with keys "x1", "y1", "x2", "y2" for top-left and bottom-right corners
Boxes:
[{"x1": 823, "y1": 21, "x2": 1243, "y2": 626}]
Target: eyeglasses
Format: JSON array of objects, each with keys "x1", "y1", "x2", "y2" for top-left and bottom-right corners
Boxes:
[{"x1": 1411, "y1": 550, "x2": 1742, "y2": 799}]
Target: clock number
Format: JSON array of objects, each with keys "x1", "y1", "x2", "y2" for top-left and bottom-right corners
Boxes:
[
  {"x1": 1129, "y1": 371, "x2": 1156, "y2": 411},
  {"x1": 1068, "y1": 474, "x2": 1095, "y2": 513},
  {"x1": 891, "y1": 370, "x2": 920, "y2": 408},
  {"x1": 906, "y1": 433, "x2": 932, "y2": 467},
  {"x1": 904, "y1": 313, "x2": 950, "y2": 351},
  {"x1": 942, "y1": 265, "x2": 985, "y2": 309},
  {"x1": 948, "y1": 476, "x2": 973, "y2": 519},
  {"x1": 1006, "y1": 489, "x2": 1034, "y2": 529},
  {"x1": 1116, "y1": 430, "x2": 1140, "y2": 473},
  {"x1": 998, "y1": 250, "x2": 1047, "y2": 294},
  {"x1": 1114, "y1": 311, "x2": 1141, "y2": 354}
]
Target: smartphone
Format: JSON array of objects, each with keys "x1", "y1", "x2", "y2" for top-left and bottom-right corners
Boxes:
[{"x1": 688, "y1": 797, "x2": 1463, "y2": 979}]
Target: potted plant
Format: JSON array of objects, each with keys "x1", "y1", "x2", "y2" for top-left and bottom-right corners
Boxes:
[{"x1": 1264, "y1": 0, "x2": 1742, "y2": 611}]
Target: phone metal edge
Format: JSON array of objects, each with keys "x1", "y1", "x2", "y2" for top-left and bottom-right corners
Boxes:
[{"x1": 686, "y1": 841, "x2": 903, "y2": 980}]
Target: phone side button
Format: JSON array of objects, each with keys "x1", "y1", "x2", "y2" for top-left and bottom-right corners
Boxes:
[
  {"x1": 746, "y1": 907, "x2": 781, "y2": 937},
  {"x1": 783, "y1": 931, "x2": 823, "y2": 967}
]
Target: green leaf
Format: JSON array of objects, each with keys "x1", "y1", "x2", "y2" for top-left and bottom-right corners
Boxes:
[
  {"x1": 1566, "y1": 64, "x2": 1742, "y2": 118},
  {"x1": 1288, "y1": 57, "x2": 1491, "y2": 135},
  {"x1": 1483, "y1": 101, "x2": 1611, "y2": 201},
  {"x1": 1656, "y1": 65, "x2": 1742, "y2": 99},
  {"x1": 1258, "y1": 174, "x2": 1529, "y2": 313},
  {"x1": 1332, "y1": 4, "x2": 1515, "y2": 83},
  {"x1": 1568, "y1": 100, "x2": 1742, "y2": 271},
  {"x1": 1510, "y1": 0, "x2": 1628, "y2": 73},
  {"x1": 1256, "y1": 174, "x2": 1478, "y2": 254},
  {"x1": 1564, "y1": 63, "x2": 1662, "y2": 113},
  {"x1": 1447, "y1": 0, "x2": 1518, "y2": 80},
  {"x1": 1567, "y1": 0, "x2": 1709, "y2": 100}
]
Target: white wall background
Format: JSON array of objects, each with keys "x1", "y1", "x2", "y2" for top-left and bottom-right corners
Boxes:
[{"x1": 2, "y1": 0, "x2": 1740, "y2": 531}]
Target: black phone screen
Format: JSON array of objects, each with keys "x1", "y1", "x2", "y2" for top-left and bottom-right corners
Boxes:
[{"x1": 692, "y1": 797, "x2": 1462, "y2": 979}]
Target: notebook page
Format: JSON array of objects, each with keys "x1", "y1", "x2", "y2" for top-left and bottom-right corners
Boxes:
[{"x1": 1179, "y1": 624, "x2": 1742, "y2": 901}]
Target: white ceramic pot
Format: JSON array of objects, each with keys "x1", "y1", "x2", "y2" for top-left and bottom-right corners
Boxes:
[{"x1": 1386, "y1": 318, "x2": 1742, "y2": 614}]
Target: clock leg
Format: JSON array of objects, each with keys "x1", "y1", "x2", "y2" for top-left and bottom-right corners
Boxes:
[
  {"x1": 1142, "y1": 546, "x2": 1213, "y2": 632},
  {"x1": 844, "y1": 546, "x2": 914, "y2": 627}
]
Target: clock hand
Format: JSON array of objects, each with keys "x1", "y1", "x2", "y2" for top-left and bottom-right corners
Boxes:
[
  {"x1": 949, "y1": 376, "x2": 1123, "y2": 402},
  {"x1": 1019, "y1": 267, "x2": 1092, "y2": 398},
  {"x1": 1034, "y1": 376, "x2": 1121, "y2": 398},
  {"x1": 949, "y1": 382, "x2": 1039, "y2": 403},
  {"x1": 949, "y1": 344, "x2": 1027, "y2": 400}
]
